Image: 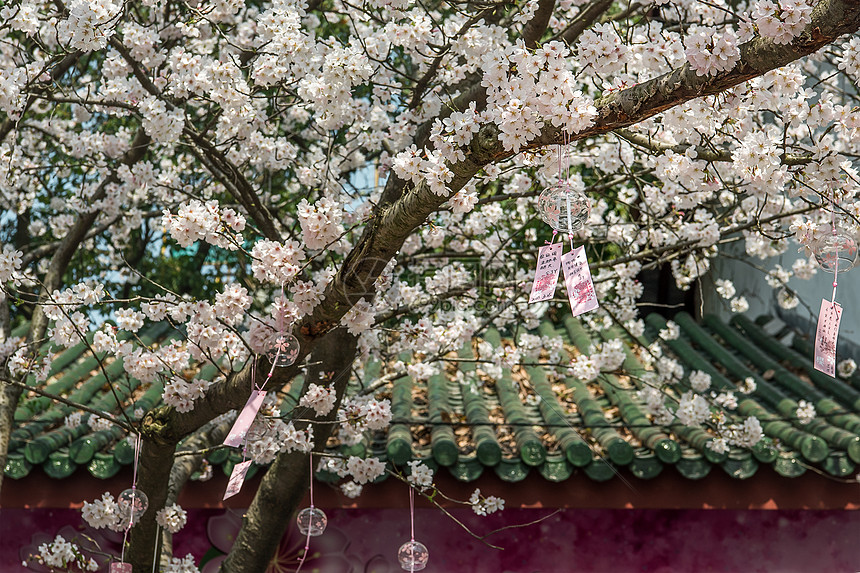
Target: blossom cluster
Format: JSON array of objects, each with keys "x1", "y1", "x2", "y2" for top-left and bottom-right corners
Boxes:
[
  {"x1": 407, "y1": 460, "x2": 434, "y2": 491},
  {"x1": 299, "y1": 383, "x2": 337, "y2": 416},
  {"x1": 156, "y1": 503, "x2": 188, "y2": 533},
  {"x1": 162, "y1": 200, "x2": 246, "y2": 250},
  {"x1": 337, "y1": 395, "x2": 393, "y2": 445},
  {"x1": 30, "y1": 535, "x2": 98, "y2": 572},
  {"x1": 751, "y1": 0, "x2": 814, "y2": 45},
  {"x1": 684, "y1": 27, "x2": 740, "y2": 77},
  {"x1": 81, "y1": 492, "x2": 124, "y2": 531},
  {"x1": 469, "y1": 488, "x2": 505, "y2": 516}
]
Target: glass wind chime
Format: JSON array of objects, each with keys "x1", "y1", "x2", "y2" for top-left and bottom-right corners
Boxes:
[
  {"x1": 398, "y1": 486, "x2": 429, "y2": 571},
  {"x1": 110, "y1": 435, "x2": 147, "y2": 572},
  {"x1": 222, "y1": 287, "x2": 301, "y2": 500},
  {"x1": 294, "y1": 453, "x2": 327, "y2": 573},
  {"x1": 529, "y1": 141, "x2": 599, "y2": 318},
  {"x1": 810, "y1": 191, "x2": 858, "y2": 377}
]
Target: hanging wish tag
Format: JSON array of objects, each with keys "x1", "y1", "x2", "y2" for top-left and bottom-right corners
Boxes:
[
  {"x1": 561, "y1": 246, "x2": 599, "y2": 317},
  {"x1": 223, "y1": 460, "x2": 253, "y2": 500},
  {"x1": 529, "y1": 243, "x2": 563, "y2": 303},
  {"x1": 110, "y1": 562, "x2": 133, "y2": 573},
  {"x1": 223, "y1": 390, "x2": 267, "y2": 448},
  {"x1": 814, "y1": 299, "x2": 842, "y2": 377}
]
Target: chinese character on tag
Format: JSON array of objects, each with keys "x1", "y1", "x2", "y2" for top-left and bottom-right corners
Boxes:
[
  {"x1": 223, "y1": 460, "x2": 253, "y2": 500},
  {"x1": 529, "y1": 243, "x2": 563, "y2": 303},
  {"x1": 561, "y1": 246, "x2": 599, "y2": 317},
  {"x1": 814, "y1": 299, "x2": 842, "y2": 377}
]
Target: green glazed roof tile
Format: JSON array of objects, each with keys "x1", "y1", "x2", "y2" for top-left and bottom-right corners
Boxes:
[{"x1": 8, "y1": 312, "x2": 859, "y2": 487}]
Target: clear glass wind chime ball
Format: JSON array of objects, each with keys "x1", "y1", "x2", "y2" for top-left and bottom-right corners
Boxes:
[
  {"x1": 117, "y1": 488, "x2": 149, "y2": 525},
  {"x1": 810, "y1": 219, "x2": 859, "y2": 273},
  {"x1": 397, "y1": 540, "x2": 429, "y2": 571},
  {"x1": 266, "y1": 332, "x2": 300, "y2": 367},
  {"x1": 296, "y1": 507, "x2": 327, "y2": 536},
  {"x1": 537, "y1": 181, "x2": 591, "y2": 233}
]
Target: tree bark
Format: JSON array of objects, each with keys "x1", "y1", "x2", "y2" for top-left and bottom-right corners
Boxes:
[
  {"x1": 125, "y1": 440, "x2": 176, "y2": 570},
  {"x1": 221, "y1": 327, "x2": 358, "y2": 573},
  {"x1": 159, "y1": 419, "x2": 232, "y2": 568}
]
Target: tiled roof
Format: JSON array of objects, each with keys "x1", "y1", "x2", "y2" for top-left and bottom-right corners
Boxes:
[{"x1": 5, "y1": 313, "x2": 860, "y2": 485}]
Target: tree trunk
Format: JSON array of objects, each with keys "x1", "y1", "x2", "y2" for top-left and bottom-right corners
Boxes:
[
  {"x1": 159, "y1": 418, "x2": 232, "y2": 568},
  {"x1": 222, "y1": 327, "x2": 358, "y2": 572}
]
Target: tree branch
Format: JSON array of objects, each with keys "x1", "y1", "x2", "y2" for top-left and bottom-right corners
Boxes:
[
  {"x1": 530, "y1": 0, "x2": 860, "y2": 151},
  {"x1": 523, "y1": 0, "x2": 556, "y2": 49},
  {"x1": 556, "y1": 0, "x2": 614, "y2": 45},
  {"x1": 614, "y1": 128, "x2": 813, "y2": 165}
]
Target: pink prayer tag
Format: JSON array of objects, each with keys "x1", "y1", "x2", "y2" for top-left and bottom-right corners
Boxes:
[
  {"x1": 529, "y1": 243, "x2": 563, "y2": 303},
  {"x1": 223, "y1": 390, "x2": 267, "y2": 448},
  {"x1": 814, "y1": 299, "x2": 842, "y2": 377},
  {"x1": 223, "y1": 460, "x2": 253, "y2": 500},
  {"x1": 561, "y1": 246, "x2": 599, "y2": 317},
  {"x1": 110, "y1": 563, "x2": 132, "y2": 573}
]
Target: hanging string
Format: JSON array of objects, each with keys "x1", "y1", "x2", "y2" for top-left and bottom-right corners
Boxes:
[
  {"x1": 120, "y1": 433, "x2": 142, "y2": 565},
  {"x1": 261, "y1": 353, "x2": 277, "y2": 392},
  {"x1": 830, "y1": 192, "x2": 838, "y2": 303},
  {"x1": 278, "y1": 284, "x2": 285, "y2": 335},
  {"x1": 131, "y1": 433, "x2": 141, "y2": 490},
  {"x1": 151, "y1": 526, "x2": 161, "y2": 573},
  {"x1": 295, "y1": 452, "x2": 314, "y2": 573},
  {"x1": 556, "y1": 143, "x2": 563, "y2": 184},
  {"x1": 564, "y1": 129, "x2": 571, "y2": 182},
  {"x1": 566, "y1": 191, "x2": 574, "y2": 251},
  {"x1": 409, "y1": 486, "x2": 415, "y2": 542}
]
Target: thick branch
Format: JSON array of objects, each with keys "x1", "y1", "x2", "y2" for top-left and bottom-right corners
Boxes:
[
  {"x1": 557, "y1": 0, "x2": 614, "y2": 45},
  {"x1": 523, "y1": 0, "x2": 556, "y2": 49},
  {"x1": 157, "y1": 419, "x2": 232, "y2": 568},
  {"x1": 136, "y1": 0, "x2": 860, "y2": 458},
  {"x1": 531, "y1": 0, "x2": 860, "y2": 151},
  {"x1": 131, "y1": 5, "x2": 860, "y2": 564}
]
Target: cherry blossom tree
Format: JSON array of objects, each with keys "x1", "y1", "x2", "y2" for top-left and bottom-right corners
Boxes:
[{"x1": 1, "y1": 0, "x2": 859, "y2": 570}]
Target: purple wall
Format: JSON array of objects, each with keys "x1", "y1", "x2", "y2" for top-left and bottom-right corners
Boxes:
[{"x1": 3, "y1": 507, "x2": 859, "y2": 572}]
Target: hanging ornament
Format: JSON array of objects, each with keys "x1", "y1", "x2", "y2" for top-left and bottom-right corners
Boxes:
[
  {"x1": 117, "y1": 487, "x2": 148, "y2": 526},
  {"x1": 537, "y1": 181, "x2": 591, "y2": 234},
  {"x1": 296, "y1": 506, "x2": 327, "y2": 536},
  {"x1": 810, "y1": 218, "x2": 859, "y2": 273},
  {"x1": 266, "y1": 332, "x2": 300, "y2": 367},
  {"x1": 398, "y1": 540, "x2": 429, "y2": 571}
]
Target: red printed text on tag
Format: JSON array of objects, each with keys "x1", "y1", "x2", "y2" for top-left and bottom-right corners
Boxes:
[
  {"x1": 561, "y1": 246, "x2": 599, "y2": 317},
  {"x1": 529, "y1": 243, "x2": 563, "y2": 303},
  {"x1": 814, "y1": 299, "x2": 842, "y2": 377}
]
